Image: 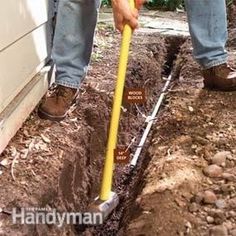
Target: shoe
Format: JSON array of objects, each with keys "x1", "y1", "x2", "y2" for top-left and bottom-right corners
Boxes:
[
  {"x1": 202, "y1": 63, "x2": 236, "y2": 91},
  {"x1": 38, "y1": 85, "x2": 78, "y2": 121}
]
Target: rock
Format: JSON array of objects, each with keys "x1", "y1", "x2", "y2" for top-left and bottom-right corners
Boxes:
[
  {"x1": 203, "y1": 190, "x2": 217, "y2": 204},
  {"x1": 188, "y1": 106, "x2": 194, "y2": 112},
  {"x1": 228, "y1": 198, "x2": 236, "y2": 209},
  {"x1": 215, "y1": 199, "x2": 227, "y2": 209},
  {"x1": 206, "y1": 178, "x2": 213, "y2": 185},
  {"x1": 212, "y1": 151, "x2": 229, "y2": 166},
  {"x1": 211, "y1": 184, "x2": 221, "y2": 193},
  {"x1": 206, "y1": 216, "x2": 214, "y2": 224},
  {"x1": 226, "y1": 160, "x2": 235, "y2": 168},
  {"x1": 182, "y1": 192, "x2": 193, "y2": 200},
  {"x1": 228, "y1": 210, "x2": 236, "y2": 217},
  {"x1": 221, "y1": 162, "x2": 226, "y2": 167},
  {"x1": 185, "y1": 221, "x2": 192, "y2": 234},
  {"x1": 215, "y1": 151, "x2": 233, "y2": 159},
  {"x1": 214, "y1": 217, "x2": 225, "y2": 225},
  {"x1": 135, "y1": 197, "x2": 143, "y2": 205},
  {"x1": 194, "y1": 136, "x2": 208, "y2": 145},
  {"x1": 222, "y1": 173, "x2": 236, "y2": 181},
  {"x1": 175, "y1": 198, "x2": 186, "y2": 207},
  {"x1": 193, "y1": 192, "x2": 204, "y2": 204},
  {"x1": 0, "y1": 158, "x2": 10, "y2": 167},
  {"x1": 231, "y1": 229, "x2": 236, "y2": 236},
  {"x1": 207, "y1": 209, "x2": 226, "y2": 224},
  {"x1": 185, "y1": 221, "x2": 192, "y2": 229},
  {"x1": 221, "y1": 184, "x2": 233, "y2": 193},
  {"x1": 156, "y1": 185, "x2": 168, "y2": 193},
  {"x1": 40, "y1": 134, "x2": 51, "y2": 144},
  {"x1": 189, "y1": 203, "x2": 199, "y2": 213},
  {"x1": 227, "y1": 152, "x2": 236, "y2": 160},
  {"x1": 210, "y1": 225, "x2": 228, "y2": 236},
  {"x1": 203, "y1": 164, "x2": 223, "y2": 178},
  {"x1": 178, "y1": 232, "x2": 184, "y2": 236},
  {"x1": 203, "y1": 206, "x2": 210, "y2": 213},
  {"x1": 224, "y1": 221, "x2": 233, "y2": 231}
]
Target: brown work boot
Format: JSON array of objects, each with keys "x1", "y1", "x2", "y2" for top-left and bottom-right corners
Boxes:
[
  {"x1": 202, "y1": 64, "x2": 236, "y2": 91},
  {"x1": 38, "y1": 85, "x2": 78, "y2": 121}
]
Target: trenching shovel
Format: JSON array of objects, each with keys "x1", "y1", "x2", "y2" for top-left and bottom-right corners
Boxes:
[{"x1": 88, "y1": 0, "x2": 135, "y2": 223}]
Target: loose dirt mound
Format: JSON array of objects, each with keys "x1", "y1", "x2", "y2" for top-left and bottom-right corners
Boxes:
[{"x1": 125, "y1": 35, "x2": 236, "y2": 236}]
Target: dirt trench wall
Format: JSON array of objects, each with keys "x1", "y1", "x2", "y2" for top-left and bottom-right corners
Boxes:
[
  {"x1": 75, "y1": 33, "x2": 170, "y2": 235},
  {"x1": 89, "y1": 34, "x2": 186, "y2": 236}
]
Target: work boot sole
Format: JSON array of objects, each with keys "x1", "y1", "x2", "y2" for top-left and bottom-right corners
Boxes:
[{"x1": 38, "y1": 107, "x2": 67, "y2": 122}]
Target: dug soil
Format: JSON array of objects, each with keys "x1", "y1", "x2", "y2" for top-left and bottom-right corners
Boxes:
[
  {"x1": 124, "y1": 35, "x2": 236, "y2": 236},
  {"x1": 0, "y1": 10, "x2": 235, "y2": 236}
]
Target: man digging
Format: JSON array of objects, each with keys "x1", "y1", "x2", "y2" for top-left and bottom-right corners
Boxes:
[{"x1": 38, "y1": 0, "x2": 236, "y2": 121}]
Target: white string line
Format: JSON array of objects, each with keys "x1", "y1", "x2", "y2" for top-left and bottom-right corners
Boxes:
[{"x1": 130, "y1": 74, "x2": 172, "y2": 167}]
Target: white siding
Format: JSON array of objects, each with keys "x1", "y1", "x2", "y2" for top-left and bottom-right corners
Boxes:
[
  {"x1": 0, "y1": 0, "x2": 53, "y2": 51},
  {"x1": 0, "y1": 0, "x2": 53, "y2": 114}
]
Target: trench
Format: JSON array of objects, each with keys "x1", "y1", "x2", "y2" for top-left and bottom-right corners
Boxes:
[
  {"x1": 68, "y1": 33, "x2": 187, "y2": 235},
  {"x1": 2, "y1": 33, "x2": 187, "y2": 235}
]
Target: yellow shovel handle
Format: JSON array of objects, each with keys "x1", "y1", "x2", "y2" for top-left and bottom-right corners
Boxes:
[{"x1": 100, "y1": 0, "x2": 135, "y2": 201}]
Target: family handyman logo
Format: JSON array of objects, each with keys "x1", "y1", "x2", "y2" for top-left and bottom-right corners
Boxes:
[{"x1": 12, "y1": 208, "x2": 103, "y2": 226}]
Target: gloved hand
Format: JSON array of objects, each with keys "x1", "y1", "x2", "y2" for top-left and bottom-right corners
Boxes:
[{"x1": 112, "y1": 0, "x2": 146, "y2": 32}]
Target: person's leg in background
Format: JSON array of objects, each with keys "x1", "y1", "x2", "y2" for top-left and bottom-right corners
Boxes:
[
  {"x1": 38, "y1": 0, "x2": 100, "y2": 121},
  {"x1": 185, "y1": 0, "x2": 236, "y2": 91}
]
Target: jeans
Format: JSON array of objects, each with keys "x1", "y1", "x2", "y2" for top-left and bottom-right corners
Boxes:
[
  {"x1": 52, "y1": 0, "x2": 100, "y2": 89},
  {"x1": 185, "y1": 0, "x2": 228, "y2": 69}
]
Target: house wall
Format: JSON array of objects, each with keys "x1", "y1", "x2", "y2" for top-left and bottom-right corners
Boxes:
[
  {"x1": 0, "y1": 0, "x2": 54, "y2": 153},
  {"x1": 0, "y1": 0, "x2": 54, "y2": 114}
]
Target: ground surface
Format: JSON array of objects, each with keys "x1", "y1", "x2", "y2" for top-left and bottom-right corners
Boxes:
[
  {"x1": 125, "y1": 37, "x2": 236, "y2": 236},
  {"x1": 0, "y1": 9, "x2": 236, "y2": 236}
]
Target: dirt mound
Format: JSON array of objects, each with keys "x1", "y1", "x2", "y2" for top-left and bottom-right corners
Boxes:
[{"x1": 125, "y1": 34, "x2": 236, "y2": 236}]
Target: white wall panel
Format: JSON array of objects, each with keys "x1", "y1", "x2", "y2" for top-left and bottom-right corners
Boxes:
[
  {"x1": 0, "y1": 23, "x2": 51, "y2": 113},
  {"x1": 0, "y1": 0, "x2": 53, "y2": 51}
]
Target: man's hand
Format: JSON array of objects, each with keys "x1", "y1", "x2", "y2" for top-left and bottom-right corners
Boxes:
[{"x1": 112, "y1": 0, "x2": 145, "y2": 32}]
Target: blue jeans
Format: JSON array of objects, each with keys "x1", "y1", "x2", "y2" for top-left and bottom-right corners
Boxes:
[
  {"x1": 185, "y1": 0, "x2": 228, "y2": 69},
  {"x1": 52, "y1": 0, "x2": 100, "y2": 89}
]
